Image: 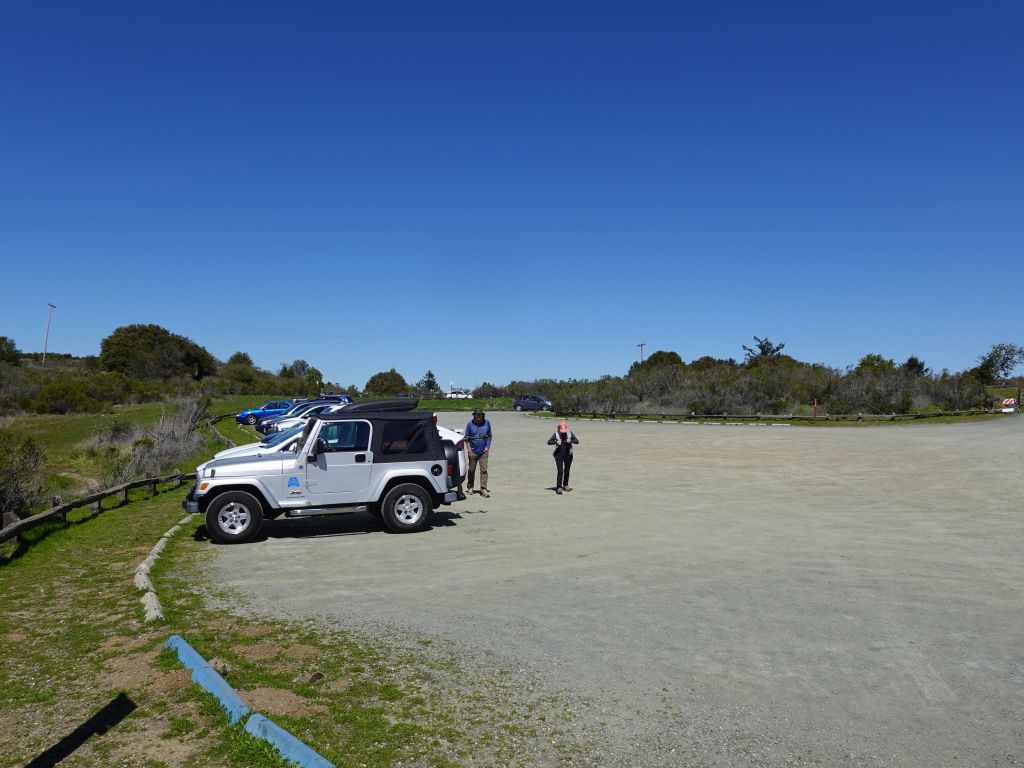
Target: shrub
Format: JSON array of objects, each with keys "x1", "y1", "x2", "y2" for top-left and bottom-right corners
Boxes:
[{"x1": 0, "y1": 430, "x2": 46, "y2": 521}]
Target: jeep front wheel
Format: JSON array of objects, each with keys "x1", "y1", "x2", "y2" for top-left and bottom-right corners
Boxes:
[
  {"x1": 380, "y1": 484, "x2": 432, "y2": 533},
  {"x1": 245, "y1": 414, "x2": 258, "y2": 425},
  {"x1": 206, "y1": 490, "x2": 264, "y2": 544}
]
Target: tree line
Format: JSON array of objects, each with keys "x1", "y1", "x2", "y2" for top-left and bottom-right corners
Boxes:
[
  {"x1": 0, "y1": 325, "x2": 446, "y2": 414},
  {"x1": 492, "y1": 339, "x2": 1024, "y2": 416},
  {"x1": 0, "y1": 326, "x2": 1021, "y2": 416}
]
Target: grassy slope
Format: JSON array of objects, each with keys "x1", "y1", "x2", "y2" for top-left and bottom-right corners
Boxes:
[
  {"x1": 0, "y1": 401, "x2": 490, "y2": 767},
  {"x1": 3, "y1": 403, "x2": 174, "y2": 496}
]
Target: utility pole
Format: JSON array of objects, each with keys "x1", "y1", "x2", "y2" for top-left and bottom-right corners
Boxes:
[
  {"x1": 637, "y1": 342, "x2": 646, "y2": 363},
  {"x1": 42, "y1": 303, "x2": 56, "y2": 366}
]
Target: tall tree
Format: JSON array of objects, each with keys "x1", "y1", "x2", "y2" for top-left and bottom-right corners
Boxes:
[
  {"x1": 0, "y1": 336, "x2": 20, "y2": 366},
  {"x1": 974, "y1": 342, "x2": 1024, "y2": 384},
  {"x1": 415, "y1": 370, "x2": 440, "y2": 394},
  {"x1": 279, "y1": 359, "x2": 313, "y2": 379},
  {"x1": 628, "y1": 350, "x2": 683, "y2": 376},
  {"x1": 900, "y1": 355, "x2": 929, "y2": 376},
  {"x1": 100, "y1": 324, "x2": 216, "y2": 380},
  {"x1": 854, "y1": 354, "x2": 896, "y2": 375},
  {"x1": 365, "y1": 368, "x2": 409, "y2": 396},
  {"x1": 227, "y1": 351, "x2": 254, "y2": 366},
  {"x1": 743, "y1": 336, "x2": 785, "y2": 363}
]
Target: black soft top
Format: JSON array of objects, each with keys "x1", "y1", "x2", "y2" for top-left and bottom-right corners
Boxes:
[
  {"x1": 318, "y1": 409, "x2": 429, "y2": 423},
  {"x1": 336, "y1": 398, "x2": 418, "y2": 413}
]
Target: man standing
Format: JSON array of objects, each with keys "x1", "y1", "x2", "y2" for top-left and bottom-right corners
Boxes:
[{"x1": 464, "y1": 408, "x2": 492, "y2": 497}]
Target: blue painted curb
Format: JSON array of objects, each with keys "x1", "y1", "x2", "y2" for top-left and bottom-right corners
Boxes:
[
  {"x1": 164, "y1": 635, "x2": 251, "y2": 724},
  {"x1": 245, "y1": 713, "x2": 335, "y2": 768},
  {"x1": 164, "y1": 634, "x2": 336, "y2": 767}
]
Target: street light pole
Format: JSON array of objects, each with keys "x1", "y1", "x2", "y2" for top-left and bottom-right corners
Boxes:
[
  {"x1": 42, "y1": 303, "x2": 56, "y2": 366},
  {"x1": 637, "y1": 342, "x2": 646, "y2": 364}
]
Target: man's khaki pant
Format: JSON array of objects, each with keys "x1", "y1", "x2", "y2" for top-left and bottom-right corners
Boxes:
[{"x1": 467, "y1": 451, "x2": 489, "y2": 490}]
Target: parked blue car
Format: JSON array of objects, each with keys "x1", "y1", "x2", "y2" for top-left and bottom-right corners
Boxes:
[{"x1": 235, "y1": 400, "x2": 294, "y2": 425}]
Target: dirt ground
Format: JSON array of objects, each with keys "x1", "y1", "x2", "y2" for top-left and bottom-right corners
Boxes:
[{"x1": 203, "y1": 412, "x2": 1024, "y2": 767}]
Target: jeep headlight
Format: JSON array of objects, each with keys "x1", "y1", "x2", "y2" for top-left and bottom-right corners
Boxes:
[{"x1": 203, "y1": 467, "x2": 216, "y2": 478}]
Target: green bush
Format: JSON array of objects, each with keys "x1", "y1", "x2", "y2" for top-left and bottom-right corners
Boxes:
[
  {"x1": 0, "y1": 430, "x2": 46, "y2": 521},
  {"x1": 29, "y1": 372, "x2": 130, "y2": 414}
]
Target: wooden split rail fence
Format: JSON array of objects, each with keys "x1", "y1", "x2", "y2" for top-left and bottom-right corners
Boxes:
[
  {"x1": 0, "y1": 416, "x2": 238, "y2": 546},
  {"x1": 563, "y1": 409, "x2": 998, "y2": 423},
  {"x1": 0, "y1": 472, "x2": 196, "y2": 546}
]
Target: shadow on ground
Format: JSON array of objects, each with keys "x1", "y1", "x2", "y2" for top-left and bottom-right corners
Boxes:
[
  {"x1": 25, "y1": 693, "x2": 136, "y2": 768},
  {"x1": 192, "y1": 509, "x2": 466, "y2": 544}
]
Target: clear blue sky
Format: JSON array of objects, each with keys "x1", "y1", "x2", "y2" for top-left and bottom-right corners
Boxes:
[{"x1": 2, "y1": 1, "x2": 1021, "y2": 389}]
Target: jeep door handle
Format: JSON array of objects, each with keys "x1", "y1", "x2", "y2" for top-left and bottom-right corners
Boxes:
[{"x1": 355, "y1": 454, "x2": 366, "y2": 463}]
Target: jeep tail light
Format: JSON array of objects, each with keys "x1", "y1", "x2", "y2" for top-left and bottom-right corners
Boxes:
[{"x1": 456, "y1": 440, "x2": 464, "y2": 451}]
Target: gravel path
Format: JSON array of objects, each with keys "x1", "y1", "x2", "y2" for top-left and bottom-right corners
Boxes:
[{"x1": 203, "y1": 413, "x2": 1024, "y2": 766}]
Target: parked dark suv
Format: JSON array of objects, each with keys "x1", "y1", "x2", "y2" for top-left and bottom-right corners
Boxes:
[{"x1": 514, "y1": 394, "x2": 553, "y2": 412}]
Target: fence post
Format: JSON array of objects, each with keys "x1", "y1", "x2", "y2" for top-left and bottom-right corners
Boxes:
[
  {"x1": 148, "y1": 480, "x2": 157, "y2": 496},
  {"x1": 2, "y1": 510, "x2": 18, "y2": 529},
  {"x1": 119, "y1": 487, "x2": 128, "y2": 503}
]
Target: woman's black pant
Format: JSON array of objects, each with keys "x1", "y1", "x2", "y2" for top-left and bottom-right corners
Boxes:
[{"x1": 554, "y1": 453, "x2": 573, "y2": 488}]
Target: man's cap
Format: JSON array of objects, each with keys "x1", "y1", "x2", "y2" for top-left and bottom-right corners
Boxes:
[{"x1": 472, "y1": 408, "x2": 485, "y2": 415}]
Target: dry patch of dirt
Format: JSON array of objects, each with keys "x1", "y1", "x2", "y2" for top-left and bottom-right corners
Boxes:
[
  {"x1": 283, "y1": 643, "x2": 321, "y2": 661},
  {"x1": 137, "y1": 736, "x2": 203, "y2": 768},
  {"x1": 105, "y1": 713, "x2": 207, "y2": 768},
  {"x1": 326, "y1": 678, "x2": 351, "y2": 692},
  {"x1": 5, "y1": 631, "x2": 28, "y2": 643},
  {"x1": 56, "y1": 471, "x2": 100, "y2": 492},
  {"x1": 99, "y1": 633, "x2": 157, "y2": 654},
  {"x1": 147, "y1": 668, "x2": 193, "y2": 697},
  {"x1": 241, "y1": 687, "x2": 327, "y2": 718},
  {"x1": 103, "y1": 650, "x2": 160, "y2": 691},
  {"x1": 233, "y1": 641, "x2": 280, "y2": 661}
]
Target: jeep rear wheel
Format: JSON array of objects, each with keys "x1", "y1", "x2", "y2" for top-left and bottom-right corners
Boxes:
[
  {"x1": 381, "y1": 484, "x2": 432, "y2": 533},
  {"x1": 206, "y1": 490, "x2": 264, "y2": 544}
]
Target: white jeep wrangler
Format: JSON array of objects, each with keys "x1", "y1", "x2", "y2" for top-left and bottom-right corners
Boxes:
[{"x1": 184, "y1": 407, "x2": 466, "y2": 544}]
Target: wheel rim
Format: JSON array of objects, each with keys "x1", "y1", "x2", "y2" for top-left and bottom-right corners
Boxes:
[
  {"x1": 217, "y1": 501, "x2": 252, "y2": 534},
  {"x1": 393, "y1": 494, "x2": 424, "y2": 525},
  {"x1": 246, "y1": 415, "x2": 257, "y2": 424}
]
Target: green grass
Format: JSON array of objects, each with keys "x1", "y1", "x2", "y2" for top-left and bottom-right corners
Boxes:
[
  {"x1": 0, "y1": 397, "x2": 269, "y2": 504},
  {"x1": 2, "y1": 400, "x2": 213, "y2": 503},
  {"x1": 212, "y1": 418, "x2": 261, "y2": 446},
  {"x1": 0, "y1": 488, "x2": 479, "y2": 766},
  {"x1": 207, "y1": 395, "x2": 274, "y2": 420},
  {"x1": 0, "y1": 404, "x2": 490, "y2": 767},
  {"x1": 419, "y1": 397, "x2": 513, "y2": 411}
]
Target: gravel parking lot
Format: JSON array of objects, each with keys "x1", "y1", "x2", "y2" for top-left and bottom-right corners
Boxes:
[{"x1": 204, "y1": 412, "x2": 1024, "y2": 767}]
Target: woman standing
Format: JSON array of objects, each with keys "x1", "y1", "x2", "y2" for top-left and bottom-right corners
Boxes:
[{"x1": 547, "y1": 420, "x2": 579, "y2": 495}]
